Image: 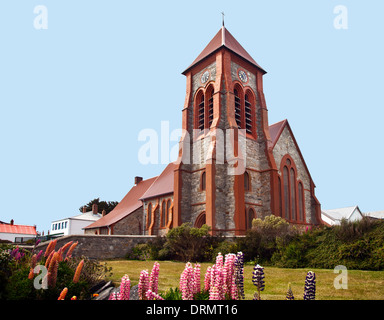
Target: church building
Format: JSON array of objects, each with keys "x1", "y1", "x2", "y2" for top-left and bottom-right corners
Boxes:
[{"x1": 84, "y1": 26, "x2": 322, "y2": 236}]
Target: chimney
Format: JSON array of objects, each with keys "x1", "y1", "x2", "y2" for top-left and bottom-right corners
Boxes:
[
  {"x1": 92, "y1": 204, "x2": 98, "y2": 215},
  {"x1": 135, "y1": 176, "x2": 143, "y2": 185},
  {"x1": 102, "y1": 209, "x2": 106, "y2": 217},
  {"x1": 82, "y1": 206, "x2": 87, "y2": 213},
  {"x1": 10, "y1": 219, "x2": 14, "y2": 225}
]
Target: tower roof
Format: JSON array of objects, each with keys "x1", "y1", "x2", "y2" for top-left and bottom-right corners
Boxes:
[{"x1": 183, "y1": 26, "x2": 266, "y2": 74}]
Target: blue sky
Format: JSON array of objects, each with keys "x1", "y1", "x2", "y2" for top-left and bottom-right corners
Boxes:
[{"x1": 0, "y1": 1, "x2": 383, "y2": 233}]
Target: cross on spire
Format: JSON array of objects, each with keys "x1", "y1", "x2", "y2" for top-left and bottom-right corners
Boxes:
[{"x1": 221, "y1": 11, "x2": 225, "y2": 27}]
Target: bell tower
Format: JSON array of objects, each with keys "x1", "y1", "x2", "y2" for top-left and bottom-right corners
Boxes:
[{"x1": 173, "y1": 26, "x2": 279, "y2": 235}]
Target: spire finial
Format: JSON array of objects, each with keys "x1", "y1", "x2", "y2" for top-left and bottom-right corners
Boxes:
[{"x1": 221, "y1": 11, "x2": 225, "y2": 27}]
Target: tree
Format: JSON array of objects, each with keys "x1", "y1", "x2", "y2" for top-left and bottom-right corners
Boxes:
[
  {"x1": 79, "y1": 198, "x2": 118, "y2": 215},
  {"x1": 165, "y1": 223, "x2": 211, "y2": 262}
]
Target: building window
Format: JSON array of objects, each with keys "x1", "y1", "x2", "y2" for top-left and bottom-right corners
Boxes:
[
  {"x1": 197, "y1": 91, "x2": 205, "y2": 130},
  {"x1": 194, "y1": 212, "x2": 206, "y2": 228},
  {"x1": 244, "y1": 171, "x2": 250, "y2": 191},
  {"x1": 161, "y1": 200, "x2": 166, "y2": 227},
  {"x1": 147, "y1": 203, "x2": 152, "y2": 229},
  {"x1": 280, "y1": 156, "x2": 305, "y2": 222},
  {"x1": 283, "y1": 166, "x2": 290, "y2": 220},
  {"x1": 201, "y1": 171, "x2": 206, "y2": 191},
  {"x1": 166, "y1": 199, "x2": 171, "y2": 226},
  {"x1": 290, "y1": 168, "x2": 296, "y2": 221},
  {"x1": 298, "y1": 182, "x2": 305, "y2": 222},
  {"x1": 234, "y1": 87, "x2": 242, "y2": 129},
  {"x1": 244, "y1": 92, "x2": 252, "y2": 134},
  {"x1": 246, "y1": 208, "x2": 255, "y2": 230},
  {"x1": 207, "y1": 86, "x2": 214, "y2": 128},
  {"x1": 278, "y1": 176, "x2": 282, "y2": 217}
]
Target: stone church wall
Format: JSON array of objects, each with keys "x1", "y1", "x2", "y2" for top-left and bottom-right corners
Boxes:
[{"x1": 272, "y1": 126, "x2": 317, "y2": 224}]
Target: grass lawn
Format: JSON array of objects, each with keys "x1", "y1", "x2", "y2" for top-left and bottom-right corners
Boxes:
[{"x1": 103, "y1": 260, "x2": 384, "y2": 300}]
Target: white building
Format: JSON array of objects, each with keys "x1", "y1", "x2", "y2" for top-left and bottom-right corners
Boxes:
[
  {"x1": 364, "y1": 211, "x2": 384, "y2": 220},
  {"x1": 0, "y1": 220, "x2": 37, "y2": 242},
  {"x1": 50, "y1": 204, "x2": 102, "y2": 236},
  {"x1": 321, "y1": 206, "x2": 364, "y2": 226}
]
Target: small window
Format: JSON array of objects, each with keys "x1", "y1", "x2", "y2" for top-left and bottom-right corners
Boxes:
[
  {"x1": 166, "y1": 199, "x2": 171, "y2": 226},
  {"x1": 201, "y1": 171, "x2": 206, "y2": 191},
  {"x1": 246, "y1": 208, "x2": 255, "y2": 230},
  {"x1": 244, "y1": 171, "x2": 250, "y2": 191},
  {"x1": 147, "y1": 203, "x2": 152, "y2": 228},
  {"x1": 245, "y1": 93, "x2": 252, "y2": 134},
  {"x1": 234, "y1": 88, "x2": 242, "y2": 129},
  {"x1": 194, "y1": 212, "x2": 206, "y2": 228},
  {"x1": 161, "y1": 201, "x2": 166, "y2": 227},
  {"x1": 198, "y1": 92, "x2": 205, "y2": 130}
]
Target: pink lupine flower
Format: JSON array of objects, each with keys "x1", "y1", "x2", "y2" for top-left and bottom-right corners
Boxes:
[
  {"x1": 146, "y1": 289, "x2": 164, "y2": 300},
  {"x1": 119, "y1": 274, "x2": 131, "y2": 300},
  {"x1": 209, "y1": 286, "x2": 220, "y2": 300},
  {"x1": 149, "y1": 262, "x2": 160, "y2": 294},
  {"x1": 109, "y1": 291, "x2": 118, "y2": 300},
  {"x1": 138, "y1": 270, "x2": 149, "y2": 300},
  {"x1": 193, "y1": 263, "x2": 201, "y2": 295},
  {"x1": 204, "y1": 266, "x2": 212, "y2": 291},
  {"x1": 180, "y1": 262, "x2": 194, "y2": 300}
]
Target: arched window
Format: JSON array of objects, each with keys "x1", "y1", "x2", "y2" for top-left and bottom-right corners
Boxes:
[
  {"x1": 207, "y1": 86, "x2": 214, "y2": 128},
  {"x1": 166, "y1": 199, "x2": 171, "y2": 226},
  {"x1": 246, "y1": 208, "x2": 255, "y2": 230},
  {"x1": 196, "y1": 91, "x2": 205, "y2": 130},
  {"x1": 278, "y1": 176, "x2": 282, "y2": 217},
  {"x1": 244, "y1": 92, "x2": 253, "y2": 134},
  {"x1": 290, "y1": 168, "x2": 296, "y2": 221},
  {"x1": 194, "y1": 212, "x2": 206, "y2": 228},
  {"x1": 244, "y1": 171, "x2": 250, "y2": 191},
  {"x1": 147, "y1": 203, "x2": 152, "y2": 229},
  {"x1": 201, "y1": 171, "x2": 206, "y2": 191},
  {"x1": 234, "y1": 86, "x2": 243, "y2": 129},
  {"x1": 298, "y1": 182, "x2": 305, "y2": 222},
  {"x1": 161, "y1": 200, "x2": 166, "y2": 227},
  {"x1": 280, "y1": 156, "x2": 304, "y2": 223},
  {"x1": 283, "y1": 166, "x2": 290, "y2": 220}
]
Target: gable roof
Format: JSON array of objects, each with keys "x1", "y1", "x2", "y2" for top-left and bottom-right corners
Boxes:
[
  {"x1": 0, "y1": 223, "x2": 37, "y2": 235},
  {"x1": 52, "y1": 211, "x2": 102, "y2": 223},
  {"x1": 365, "y1": 211, "x2": 384, "y2": 219},
  {"x1": 183, "y1": 26, "x2": 266, "y2": 74},
  {"x1": 140, "y1": 162, "x2": 176, "y2": 200},
  {"x1": 321, "y1": 206, "x2": 362, "y2": 222},
  {"x1": 269, "y1": 119, "x2": 287, "y2": 148},
  {"x1": 84, "y1": 176, "x2": 157, "y2": 229}
]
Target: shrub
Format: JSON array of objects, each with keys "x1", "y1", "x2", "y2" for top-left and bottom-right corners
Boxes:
[
  {"x1": 165, "y1": 223, "x2": 211, "y2": 262},
  {"x1": 238, "y1": 215, "x2": 297, "y2": 263}
]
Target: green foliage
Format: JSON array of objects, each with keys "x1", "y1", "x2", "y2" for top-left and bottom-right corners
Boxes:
[
  {"x1": 161, "y1": 287, "x2": 182, "y2": 300},
  {"x1": 126, "y1": 237, "x2": 169, "y2": 261},
  {"x1": 238, "y1": 215, "x2": 297, "y2": 263},
  {"x1": 272, "y1": 219, "x2": 384, "y2": 270},
  {"x1": 79, "y1": 197, "x2": 119, "y2": 214},
  {"x1": 165, "y1": 223, "x2": 212, "y2": 262}
]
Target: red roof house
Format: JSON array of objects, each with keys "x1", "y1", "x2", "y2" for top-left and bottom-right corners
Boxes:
[{"x1": 0, "y1": 220, "x2": 37, "y2": 242}]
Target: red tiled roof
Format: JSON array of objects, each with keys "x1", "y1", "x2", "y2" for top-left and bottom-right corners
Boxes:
[
  {"x1": 84, "y1": 176, "x2": 158, "y2": 229},
  {"x1": 183, "y1": 27, "x2": 266, "y2": 74},
  {"x1": 269, "y1": 119, "x2": 287, "y2": 148},
  {"x1": 0, "y1": 223, "x2": 37, "y2": 235},
  {"x1": 140, "y1": 162, "x2": 176, "y2": 200}
]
